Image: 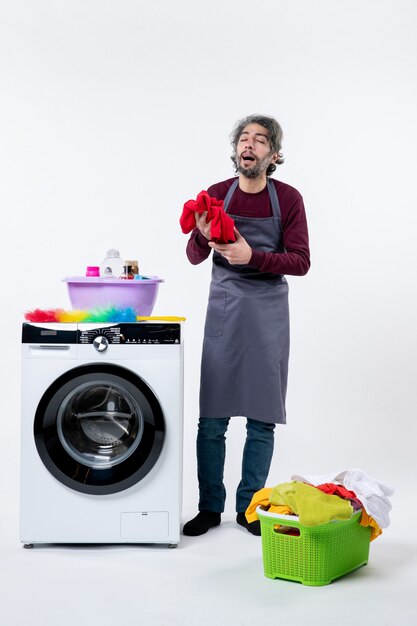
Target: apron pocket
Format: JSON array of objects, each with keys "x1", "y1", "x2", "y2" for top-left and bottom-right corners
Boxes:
[{"x1": 204, "y1": 291, "x2": 226, "y2": 337}]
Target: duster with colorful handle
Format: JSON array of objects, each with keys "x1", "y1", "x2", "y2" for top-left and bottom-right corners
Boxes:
[{"x1": 25, "y1": 307, "x2": 185, "y2": 323}]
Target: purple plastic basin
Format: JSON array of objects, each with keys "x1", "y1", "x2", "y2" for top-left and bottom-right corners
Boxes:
[{"x1": 63, "y1": 276, "x2": 163, "y2": 316}]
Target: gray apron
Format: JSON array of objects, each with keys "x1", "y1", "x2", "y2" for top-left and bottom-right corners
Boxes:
[{"x1": 200, "y1": 178, "x2": 289, "y2": 424}]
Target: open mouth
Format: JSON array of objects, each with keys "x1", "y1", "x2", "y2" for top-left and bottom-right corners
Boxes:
[{"x1": 242, "y1": 153, "x2": 256, "y2": 162}]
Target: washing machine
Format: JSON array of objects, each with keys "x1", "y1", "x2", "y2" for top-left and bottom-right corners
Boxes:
[{"x1": 20, "y1": 322, "x2": 183, "y2": 547}]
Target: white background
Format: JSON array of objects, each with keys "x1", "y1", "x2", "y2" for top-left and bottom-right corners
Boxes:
[{"x1": 0, "y1": 1, "x2": 416, "y2": 623}]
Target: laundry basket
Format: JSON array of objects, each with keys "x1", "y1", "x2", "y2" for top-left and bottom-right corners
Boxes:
[{"x1": 257, "y1": 507, "x2": 371, "y2": 586}]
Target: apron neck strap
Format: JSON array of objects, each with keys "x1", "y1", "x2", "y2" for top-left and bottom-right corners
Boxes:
[
  {"x1": 223, "y1": 178, "x2": 281, "y2": 218},
  {"x1": 223, "y1": 179, "x2": 239, "y2": 212},
  {"x1": 267, "y1": 179, "x2": 281, "y2": 218}
]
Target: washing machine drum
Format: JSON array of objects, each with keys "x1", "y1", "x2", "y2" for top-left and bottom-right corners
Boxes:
[{"x1": 34, "y1": 364, "x2": 165, "y2": 495}]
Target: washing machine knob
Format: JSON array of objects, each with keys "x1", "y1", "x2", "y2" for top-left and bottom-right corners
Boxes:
[{"x1": 93, "y1": 336, "x2": 109, "y2": 352}]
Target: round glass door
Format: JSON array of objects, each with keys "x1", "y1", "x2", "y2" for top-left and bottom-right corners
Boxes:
[
  {"x1": 34, "y1": 364, "x2": 165, "y2": 495},
  {"x1": 56, "y1": 381, "x2": 143, "y2": 469}
]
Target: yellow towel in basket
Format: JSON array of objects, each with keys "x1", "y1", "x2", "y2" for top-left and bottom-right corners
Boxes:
[
  {"x1": 360, "y1": 510, "x2": 382, "y2": 541},
  {"x1": 270, "y1": 481, "x2": 353, "y2": 526}
]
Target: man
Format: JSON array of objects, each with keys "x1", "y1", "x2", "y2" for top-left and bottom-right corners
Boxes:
[{"x1": 183, "y1": 114, "x2": 310, "y2": 536}]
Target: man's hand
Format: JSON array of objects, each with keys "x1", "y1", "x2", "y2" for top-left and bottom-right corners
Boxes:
[
  {"x1": 208, "y1": 228, "x2": 252, "y2": 265},
  {"x1": 195, "y1": 211, "x2": 212, "y2": 240}
]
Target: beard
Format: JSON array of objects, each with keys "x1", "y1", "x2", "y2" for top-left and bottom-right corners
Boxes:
[{"x1": 236, "y1": 153, "x2": 272, "y2": 179}]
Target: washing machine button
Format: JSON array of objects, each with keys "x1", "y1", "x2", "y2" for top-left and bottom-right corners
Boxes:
[{"x1": 93, "y1": 336, "x2": 109, "y2": 352}]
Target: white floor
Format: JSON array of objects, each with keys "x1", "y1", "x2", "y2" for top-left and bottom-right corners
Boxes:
[{"x1": 1, "y1": 500, "x2": 416, "y2": 626}]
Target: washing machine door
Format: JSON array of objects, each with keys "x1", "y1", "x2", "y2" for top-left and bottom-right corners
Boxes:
[{"x1": 34, "y1": 364, "x2": 165, "y2": 494}]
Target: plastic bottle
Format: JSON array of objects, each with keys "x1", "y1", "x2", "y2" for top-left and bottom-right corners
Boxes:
[
  {"x1": 100, "y1": 249, "x2": 124, "y2": 279},
  {"x1": 120, "y1": 265, "x2": 134, "y2": 280},
  {"x1": 125, "y1": 259, "x2": 139, "y2": 275}
]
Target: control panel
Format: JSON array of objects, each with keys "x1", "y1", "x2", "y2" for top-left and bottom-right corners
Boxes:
[
  {"x1": 22, "y1": 323, "x2": 181, "y2": 345},
  {"x1": 79, "y1": 324, "x2": 181, "y2": 345}
]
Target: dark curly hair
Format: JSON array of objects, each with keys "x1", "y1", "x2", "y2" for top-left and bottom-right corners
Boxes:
[{"x1": 230, "y1": 114, "x2": 284, "y2": 175}]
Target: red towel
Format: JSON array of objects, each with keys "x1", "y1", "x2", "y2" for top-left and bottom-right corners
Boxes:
[
  {"x1": 316, "y1": 483, "x2": 363, "y2": 508},
  {"x1": 180, "y1": 190, "x2": 236, "y2": 243}
]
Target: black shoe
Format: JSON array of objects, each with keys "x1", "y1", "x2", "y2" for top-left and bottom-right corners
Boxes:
[
  {"x1": 182, "y1": 511, "x2": 221, "y2": 536},
  {"x1": 236, "y1": 512, "x2": 261, "y2": 536}
]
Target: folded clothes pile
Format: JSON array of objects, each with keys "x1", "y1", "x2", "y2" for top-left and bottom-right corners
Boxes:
[
  {"x1": 246, "y1": 469, "x2": 393, "y2": 541},
  {"x1": 180, "y1": 190, "x2": 236, "y2": 243}
]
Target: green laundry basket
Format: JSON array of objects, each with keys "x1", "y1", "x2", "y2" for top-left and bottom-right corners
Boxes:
[{"x1": 257, "y1": 507, "x2": 371, "y2": 586}]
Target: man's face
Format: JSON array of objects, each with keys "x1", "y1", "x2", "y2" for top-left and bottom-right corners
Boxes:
[{"x1": 236, "y1": 123, "x2": 278, "y2": 179}]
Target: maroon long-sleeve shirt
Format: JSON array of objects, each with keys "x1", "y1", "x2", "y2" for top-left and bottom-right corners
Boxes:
[{"x1": 186, "y1": 177, "x2": 310, "y2": 276}]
